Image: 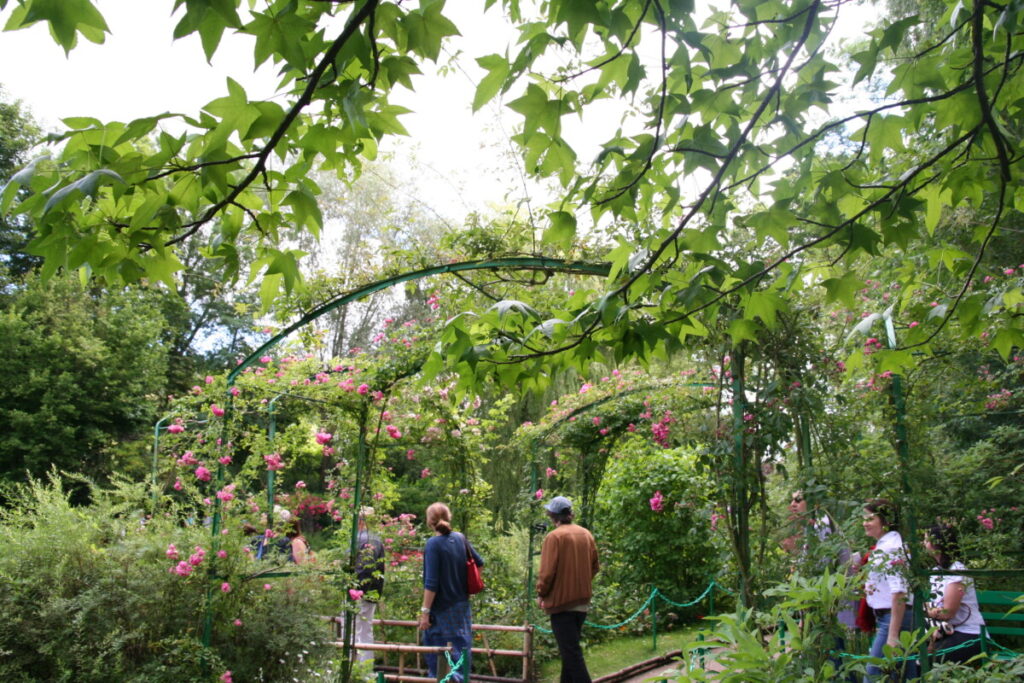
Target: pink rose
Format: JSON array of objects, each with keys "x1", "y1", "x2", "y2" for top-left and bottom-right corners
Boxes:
[
  {"x1": 195, "y1": 466, "x2": 212, "y2": 482},
  {"x1": 221, "y1": 582, "x2": 231, "y2": 593},
  {"x1": 210, "y1": 404, "x2": 225, "y2": 417},
  {"x1": 166, "y1": 543, "x2": 179, "y2": 560},
  {"x1": 349, "y1": 589, "x2": 364, "y2": 600},
  {"x1": 357, "y1": 383, "x2": 370, "y2": 395},
  {"x1": 315, "y1": 432, "x2": 333, "y2": 445},
  {"x1": 167, "y1": 424, "x2": 184, "y2": 434}
]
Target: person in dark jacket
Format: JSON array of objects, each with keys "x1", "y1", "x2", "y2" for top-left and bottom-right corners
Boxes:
[
  {"x1": 417, "y1": 502, "x2": 483, "y2": 682},
  {"x1": 351, "y1": 507, "x2": 385, "y2": 664},
  {"x1": 537, "y1": 495, "x2": 599, "y2": 683}
]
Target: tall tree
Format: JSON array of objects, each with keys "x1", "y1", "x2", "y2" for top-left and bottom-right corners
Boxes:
[
  {"x1": 0, "y1": 86, "x2": 40, "y2": 276},
  {"x1": 0, "y1": 272, "x2": 170, "y2": 483}
]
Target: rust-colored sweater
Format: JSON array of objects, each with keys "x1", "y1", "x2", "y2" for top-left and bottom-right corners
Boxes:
[{"x1": 536, "y1": 522, "x2": 600, "y2": 614}]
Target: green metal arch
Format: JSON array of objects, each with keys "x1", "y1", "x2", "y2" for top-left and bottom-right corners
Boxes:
[{"x1": 227, "y1": 256, "x2": 610, "y2": 386}]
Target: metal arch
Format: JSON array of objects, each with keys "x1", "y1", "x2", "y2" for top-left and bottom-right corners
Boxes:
[{"x1": 226, "y1": 257, "x2": 611, "y2": 386}]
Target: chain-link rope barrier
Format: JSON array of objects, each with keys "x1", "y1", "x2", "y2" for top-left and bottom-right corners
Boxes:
[{"x1": 532, "y1": 579, "x2": 728, "y2": 634}]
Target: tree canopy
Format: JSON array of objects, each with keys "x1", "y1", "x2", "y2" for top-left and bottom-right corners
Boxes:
[{"x1": 0, "y1": 0, "x2": 1022, "y2": 389}]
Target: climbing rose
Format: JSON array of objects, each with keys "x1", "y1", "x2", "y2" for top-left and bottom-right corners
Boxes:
[
  {"x1": 210, "y1": 404, "x2": 225, "y2": 417},
  {"x1": 349, "y1": 589, "x2": 364, "y2": 600},
  {"x1": 295, "y1": 481, "x2": 306, "y2": 489},
  {"x1": 315, "y1": 432, "x2": 333, "y2": 445},
  {"x1": 220, "y1": 672, "x2": 232, "y2": 683},
  {"x1": 420, "y1": 468, "x2": 431, "y2": 478},
  {"x1": 233, "y1": 619, "x2": 242, "y2": 627},
  {"x1": 195, "y1": 466, "x2": 212, "y2": 482},
  {"x1": 216, "y1": 485, "x2": 235, "y2": 502},
  {"x1": 264, "y1": 453, "x2": 285, "y2": 471},
  {"x1": 167, "y1": 424, "x2": 184, "y2": 434},
  {"x1": 535, "y1": 489, "x2": 544, "y2": 500},
  {"x1": 650, "y1": 491, "x2": 664, "y2": 512},
  {"x1": 357, "y1": 383, "x2": 370, "y2": 395},
  {"x1": 218, "y1": 455, "x2": 232, "y2": 466},
  {"x1": 229, "y1": 386, "x2": 241, "y2": 396},
  {"x1": 166, "y1": 543, "x2": 179, "y2": 560},
  {"x1": 172, "y1": 561, "x2": 193, "y2": 577},
  {"x1": 221, "y1": 582, "x2": 232, "y2": 593},
  {"x1": 217, "y1": 550, "x2": 228, "y2": 559},
  {"x1": 205, "y1": 375, "x2": 214, "y2": 384},
  {"x1": 173, "y1": 478, "x2": 183, "y2": 491},
  {"x1": 386, "y1": 425, "x2": 402, "y2": 439},
  {"x1": 545, "y1": 467, "x2": 557, "y2": 478},
  {"x1": 263, "y1": 583, "x2": 272, "y2": 590},
  {"x1": 260, "y1": 355, "x2": 272, "y2": 363}
]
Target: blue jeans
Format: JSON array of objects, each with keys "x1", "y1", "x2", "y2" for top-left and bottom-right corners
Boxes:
[{"x1": 865, "y1": 609, "x2": 918, "y2": 682}]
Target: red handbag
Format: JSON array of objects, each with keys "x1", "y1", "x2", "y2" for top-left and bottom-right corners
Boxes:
[{"x1": 464, "y1": 537, "x2": 484, "y2": 595}]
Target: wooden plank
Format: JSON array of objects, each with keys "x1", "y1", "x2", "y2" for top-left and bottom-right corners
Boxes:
[
  {"x1": 980, "y1": 611, "x2": 1024, "y2": 623},
  {"x1": 976, "y1": 590, "x2": 1024, "y2": 605},
  {"x1": 374, "y1": 619, "x2": 530, "y2": 632}
]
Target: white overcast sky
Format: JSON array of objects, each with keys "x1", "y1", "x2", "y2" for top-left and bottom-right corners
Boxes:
[{"x1": 0, "y1": 1, "x2": 879, "y2": 222}]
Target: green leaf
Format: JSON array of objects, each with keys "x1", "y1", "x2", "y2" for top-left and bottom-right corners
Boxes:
[
  {"x1": 543, "y1": 211, "x2": 576, "y2": 252},
  {"x1": 8, "y1": 0, "x2": 109, "y2": 53},
  {"x1": 821, "y1": 273, "x2": 865, "y2": 308},
  {"x1": 727, "y1": 318, "x2": 760, "y2": 345},
  {"x1": 473, "y1": 54, "x2": 510, "y2": 111}
]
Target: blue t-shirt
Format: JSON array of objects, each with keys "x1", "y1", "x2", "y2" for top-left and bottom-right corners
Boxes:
[{"x1": 423, "y1": 531, "x2": 484, "y2": 610}]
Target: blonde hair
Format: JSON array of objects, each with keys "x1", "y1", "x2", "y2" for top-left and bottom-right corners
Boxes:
[{"x1": 425, "y1": 502, "x2": 452, "y2": 535}]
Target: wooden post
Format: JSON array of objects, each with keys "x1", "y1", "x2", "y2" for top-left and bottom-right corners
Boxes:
[
  {"x1": 481, "y1": 631, "x2": 499, "y2": 677},
  {"x1": 523, "y1": 625, "x2": 534, "y2": 683}
]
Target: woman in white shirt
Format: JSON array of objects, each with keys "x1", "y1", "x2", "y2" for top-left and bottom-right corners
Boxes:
[
  {"x1": 862, "y1": 498, "x2": 917, "y2": 681},
  {"x1": 925, "y1": 523, "x2": 985, "y2": 664}
]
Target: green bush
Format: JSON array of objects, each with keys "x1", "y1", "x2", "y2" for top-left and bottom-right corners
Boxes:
[
  {"x1": 0, "y1": 474, "x2": 342, "y2": 682},
  {"x1": 593, "y1": 445, "x2": 721, "y2": 622}
]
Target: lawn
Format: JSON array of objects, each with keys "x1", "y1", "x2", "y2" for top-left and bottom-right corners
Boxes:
[{"x1": 535, "y1": 624, "x2": 701, "y2": 682}]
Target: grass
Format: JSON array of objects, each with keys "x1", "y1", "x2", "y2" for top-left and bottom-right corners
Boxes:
[{"x1": 535, "y1": 624, "x2": 701, "y2": 682}]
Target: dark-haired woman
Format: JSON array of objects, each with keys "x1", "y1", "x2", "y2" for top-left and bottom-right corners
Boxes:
[
  {"x1": 862, "y1": 499, "x2": 917, "y2": 681},
  {"x1": 417, "y1": 502, "x2": 483, "y2": 683},
  {"x1": 925, "y1": 524, "x2": 985, "y2": 664}
]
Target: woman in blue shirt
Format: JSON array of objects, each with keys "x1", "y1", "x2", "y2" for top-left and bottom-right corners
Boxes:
[{"x1": 416, "y1": 502, "x2": 484, "y2": 682}]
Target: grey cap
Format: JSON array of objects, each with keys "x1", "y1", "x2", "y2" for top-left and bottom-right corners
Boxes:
[{"x1": 544, "y1": 495, "x2": 573, "y2": 514}]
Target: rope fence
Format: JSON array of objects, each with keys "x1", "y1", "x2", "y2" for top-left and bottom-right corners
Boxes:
[{"x1": 532, "y1": 578, "x2": 731, "y2": 651}]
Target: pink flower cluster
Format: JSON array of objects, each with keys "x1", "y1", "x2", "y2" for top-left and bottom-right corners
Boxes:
[
  {"x1": 651, "y1": 411, "x2": 675, "y2": 448},
  {"x1": 264, "y1": 453, "x2": 285, "y2": 471},
  {"x1": 385, "y1": 424, "x2": 402, "y2": 439},
  {"x1": 863, "y1": 337, "x2": 884, "y2": 355},
  {"x1": 315, "y1": 432, "x2": 333, "y2": 445},
  {"x1": 216, "y1": 484, "x2": 236, "y2": 502},
  {"x1": 195, "y1": 466, "x2": 212, "y2": 482},
  {"x1": 649, "y1": 491, "x2": 664, "y2": 512}
]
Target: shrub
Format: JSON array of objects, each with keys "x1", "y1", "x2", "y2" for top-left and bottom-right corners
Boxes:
[{"x1": 0, "y1": 474, "x2": 341, "y2": 682}]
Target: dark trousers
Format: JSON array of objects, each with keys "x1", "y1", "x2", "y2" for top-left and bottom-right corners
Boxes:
[{"x1": 550, "y1": 611, "x2": 591, "y2": 683}]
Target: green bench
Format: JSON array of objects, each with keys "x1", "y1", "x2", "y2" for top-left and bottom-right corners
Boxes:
[{"x1": 977, "y1": 590, "x2": 1024, "y2": 659}]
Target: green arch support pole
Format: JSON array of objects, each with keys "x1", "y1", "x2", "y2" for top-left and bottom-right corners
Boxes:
[
  {"x1": 731, "y1": 350, "x2": 750, "y2": 608},
  {"x1": 884, "y1": 313, "x2": 928, "y2": 673}
]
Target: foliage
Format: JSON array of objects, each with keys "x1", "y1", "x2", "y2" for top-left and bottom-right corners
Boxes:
[
  {"x1": 593, "y1": 446, "x2": 720, "y2": 612},
  {"x1": 0, "y1": 473, "x2": 340, "y2": 682},
  {"x1": 0, "y1": 272, "x2": 169, "y2": 486},
  {"x1": 0, "y1": 85, "x2": 39, "y2": 276},
  {"x1": 1, "y1": 0, "x2": 1021, "y2": 387}
]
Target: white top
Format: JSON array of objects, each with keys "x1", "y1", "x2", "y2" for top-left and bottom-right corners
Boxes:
[
  {"x1": 930, "y1": 561, "x2": 986, "y2": 635},
  {"x1": 865, "y1": 531, "x2": 913, "y2": 609}
]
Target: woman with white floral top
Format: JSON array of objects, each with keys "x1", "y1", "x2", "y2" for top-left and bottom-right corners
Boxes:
[
  {"x1": 862, "y1": 498, "x2": 917, "y2": 682},
  {"x1": 925, "y1": 523, "x2": 985, "y2": 664}
]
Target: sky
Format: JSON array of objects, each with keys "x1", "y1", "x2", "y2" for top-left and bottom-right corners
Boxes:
[
  {"x1": 0, "y1": 0, "x2": 523, "y2": 219},
  {"x1": 0, "y1": 1, "x2": 880, "y2": 226}
]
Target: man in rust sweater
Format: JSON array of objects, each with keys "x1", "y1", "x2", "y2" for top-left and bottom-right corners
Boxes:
[{"x1": 536, "y1": 496, "x2": 600, "y2": 683}]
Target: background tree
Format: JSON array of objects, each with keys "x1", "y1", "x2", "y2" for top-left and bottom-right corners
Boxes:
[
  {"x1": 0, "y1": 85, "x2": 39, "y2": 276},
  {"x1": 0, "y1": 272, "x2": 169, "y2": 485}
]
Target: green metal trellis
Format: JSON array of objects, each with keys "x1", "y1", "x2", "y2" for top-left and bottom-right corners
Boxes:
[{"x1": 193, "y1": 257, "x2": 611, "y2": 671}]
